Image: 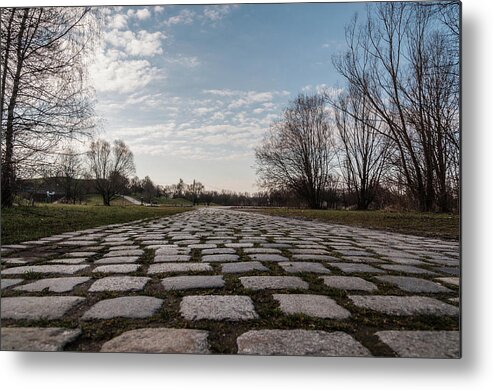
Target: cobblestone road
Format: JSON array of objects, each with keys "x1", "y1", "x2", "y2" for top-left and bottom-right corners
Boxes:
[{"x1": 1, "y1": 208, "x2": 460, "y2": 357}]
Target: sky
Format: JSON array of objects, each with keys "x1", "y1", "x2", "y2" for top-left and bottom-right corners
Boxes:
[{"x1": 87, "y1": 2, "x2": 367, "y2": 193}]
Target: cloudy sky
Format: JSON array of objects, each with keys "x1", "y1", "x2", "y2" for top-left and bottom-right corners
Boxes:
[{"x1": 88, "y1": 2, "x2": 365, "y2": 193}]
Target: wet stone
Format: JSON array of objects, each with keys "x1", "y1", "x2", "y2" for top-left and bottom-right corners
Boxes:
[
  {"x1": 201, "y1": 254, "x2": 239, "y2": 263},
  {"x1": 349, "y1": 295, "x2": 459, "y2": 316},
  {"x1": 221, "y1": 261, "x2": 268, "y2": 274},
  {"x1": 100, "y1": 328, "x2": 210, "y2": 354},
  {"x1": 180, "y1": 295, "x2": 258, "y2": 321},
  {"x1": 92, "y1": 264, "x2": 140, "y2": 273},
  {"x1": 1, "y1": 327, "x2": 82, "y2": 352},
  {"x1": 225, "y1": 243, "x2": 254, "y2": 248},
  {"x1": 1, "y1": 264, "x2": 89, "y2": 275},
  {"x1": 161, "y1": 275, "x2": 224, "y2": 290},
  {"x1": 1, "y1": 296, "x2": 85, "y2": 320},
  {"x1": 279, "y1": 262, "x2": 330, "y2": 274},
  {"x1": 94, "y1": 256, "x2": 139, "y2": 264},
  {"x1": 236, "y1": 330, "x2": 371, "y2": 357},
  {"x1": 82, "y1": 296, "x2": 163, "y2": 319},
  {"x1": 247, "y1": 254, "x2": 289, "y2": 262},
  {"x1": 273, "y1": 294, "x2": 350, "y2": 319},
  {"x1": 68, "y1": 252, "x2": 97, "y2": 257},
  {"x1": 88, "y1": 276, "x2": 150, "y2": 292},
  {"x1": 1, "y1": 279, "x2": 23, "y2": 289},
  {"x1": 322, "y1": 276, "x2": 378, "y2": 292},
  {"x1": 151, "y1": 262, "x2": 212, "y2": 274},
  {"x1": 329, "y1": 263, "x2": 384, "y2": 274},
  {"x1": 375, "y1": 276, "x2": 452, "y2": 293},
  {"x1": 14, "y1": 277, "x2": 90, "y2": 293},
  {"x1": 376, "y1": 331, "x2": 460, "y2": 358},
  {"x1": 240, "y1": 276, "x2": 308, "y2": 290}
]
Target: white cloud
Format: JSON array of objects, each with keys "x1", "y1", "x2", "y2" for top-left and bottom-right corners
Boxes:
[
  {"x1": 105, "y1": 29, "x2": 165, "y2": 57},
  {"x1": 203, "y1": 5, "x2": 235, "y2": 22},
  {"x1": 108, "y1": 14, "x2": 128, "y2": 30},
  {"x1": 135, "y1": 8, "x2": 151, "y2": 20},
  {"x1": 154, "y1": 6, "x2": 165, "y2": 14},
  {"x1": 164, "y1": 9, "x2": 195, "y2": 26},
  {"x1": 166, "y1": 55, "x2": 200, "y2": 68},
  {"x1": 194, "y1": 107, "x2": 215, "y2": 116},
  {"x1": 89, "y1": 49, "x2": 163, "y2": 93}
]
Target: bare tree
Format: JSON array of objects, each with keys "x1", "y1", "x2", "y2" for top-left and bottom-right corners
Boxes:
[
  {"x1": 87, "y1": 139, "x2": 135, "y2": 206},
  {"x1": 255, "y1": 94, "x2": 337, "y2": 209},
  {"x1": 333, "y1": 2, "x2": 459, "y2": 211},
  {"x1": 1, "y1": 7, "x2": 100, "y2": 208},
  {"x1": 187, "y1": 179, "x2": 204, "y2": 206},
  {"x1": 55, "y1": 148, "x2": 85, "y2": 204},
  {"x1": 331, "y1": 86, "x2": 391, "y2": 209}
]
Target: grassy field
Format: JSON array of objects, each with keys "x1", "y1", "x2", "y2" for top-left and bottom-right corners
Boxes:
[
  {"x1": 155, "y1": 197, "x2": 193, "y2": 207},
  {"x1": 241, "y1": 208, "x2": 459, "y2": 240},
  {"x1": 1, "y1": 204, "x2": 190, "y2": 245}
]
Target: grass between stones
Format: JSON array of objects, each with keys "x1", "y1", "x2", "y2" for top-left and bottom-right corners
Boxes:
[
  {"x1": 240, "y1": 208, "x2": 459, "y2": 241},
  {"x1": 1, "y1": 204, "x2": 191, "y2": 245}
]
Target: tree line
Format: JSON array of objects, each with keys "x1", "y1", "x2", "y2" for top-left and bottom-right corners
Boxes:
[{"x1": 256, "y1": 2, "x2": 460, "y2": 212}]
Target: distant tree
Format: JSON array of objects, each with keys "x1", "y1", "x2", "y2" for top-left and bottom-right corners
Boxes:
[
  {"x1": 55, "y1": 148, "x2": 86, "y2": 204},
  {"x1": 1, "y1": 7, "x2": 100, "y2": 208},
  {"x1": 187, "y1": 179, "x2": 204, "y2": 205},
  {"x1": 87, "y1": 139, "x2": 135, "y2": 206},
  {"x1": 255, "y1": 94, "x2": 338, "y2": 209},
  {"x1": 141, "y1": 175, "x2": 156, "y2": 203},
  {"x1": 175, "y1": 178, "x2": 185, "y2": 198}
]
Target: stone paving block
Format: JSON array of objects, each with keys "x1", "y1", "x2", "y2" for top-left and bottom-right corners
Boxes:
[
  {"x1": 348, "y1": 295, "x2": 459, "y2": 316},
  {"x1": 49, "y1": 258, "x2": 88, "y2": 264},
  {"x1": 247, "y1": 254, "x2": 289, "y2": 262},
  {"x1": 100, "y1": 328, "x2": 210, "y2": 354},
  {"x1": 375, "y1": 331, "x2": 460, "y2": 358},
  {"x1": 340, "y1": 256, "x2": 383, "y2": 264},
  {"x1": 67, "y1": 252, "x2": 97, "y2": 257},
  {"x1": 14, "y1": 277, "x2": 90, "y2": 293},
  {"x1": 103, "y1": 249, "x2": 144, "y2": 257},
  {"x1": 435, "y1": 267, "x2": 460, "y2": 276},
  {"x1": 436, "y1": 277, "x2": 460, "y2": 287},
  {"x1": 93, "y1": 264, "x2": 140, "y2": 274},
  {"x1": 375, "y1": 276, "x2": 452, "y2": 293},
  {"x1": 279, "y1": 262, "x2": 331, "y2": 274},
  {"x1": 201, "y1": 248, "x2": 236, "y2": 255},
  {"x1": 88, "y1": 276, "x2": 150, "y2": 292},
  {"x1": 148, "y1": 263, "x2": 213, "y2": 274},
  {"x1": 261, "y1": 243, "x2": 292, "y2": 249},
  {"x1": 225, "y1": 243, "x2": 254, "y2": 248},
  {"x1": 291, "y1": 254, "x2": 339, "y2": 261},
  {"x1": 94, "y1": 256, "x2": 139, "y2": 265},
  {"x1": 82, "y1": 296, "x2": 163, "y2": 319},
  {"x1": 378, "y1": 264, "x2": 436, "y2": 275},
  {"x1": 180, "y1": 295, "x2": 258, "y2": 321},
  {"x1": 239, "y1": 276, "x2": 308, "y2": 290},
  {"x1": 243, "y1": 248, "x2": 281, "y2": 254},
  {"x1": 221, "y1": 261, "x2": 268, "y2": 274},
  {"x1": 188, "y1": 244, "x2": 217, "y2": 249},
  {"x1": 201, "y1": 254, "x2": 239, "y2": 263},
  {"x1": 329, "y1": 263, "x2": 385, "y2": 274},
  {"x1": 2, "y1": 264, "x2": 89, "y2": 275},
  {"x1": 161, "y1": 275, "x2": 225, "y2": 290},
  {"x1": 273, "y1": 294, "x2": 350, "y2": 319},
  {"x1": 1, "y1": 279, "x2": 23, "y2": 289},
  {"x1": 322, "y1": 276, "x2": 378, "y2": 292},
  {"x1": 154, "y1": 255, "x2": 191, "y2": 262},
  {"x1": 236, "y1": 330, "x2": 371, "y2": 357},
  {"x1": 1, "y1": 296, "x2": 85, "y2": 320},
  {"x1": 289, "y1": 249, "x2": 330, "y2": 255},
  {"x1": 1, "y1": 327, "x2": 82, "y2": 352}
]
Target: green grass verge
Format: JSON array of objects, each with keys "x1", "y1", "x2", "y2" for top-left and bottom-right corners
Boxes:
[
  {"x1": 1, "y1": 204, "x2": 190, "y2": 245},
  {"x1": 241, "y1": 208, "x2": 459, "y2": 240}
]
